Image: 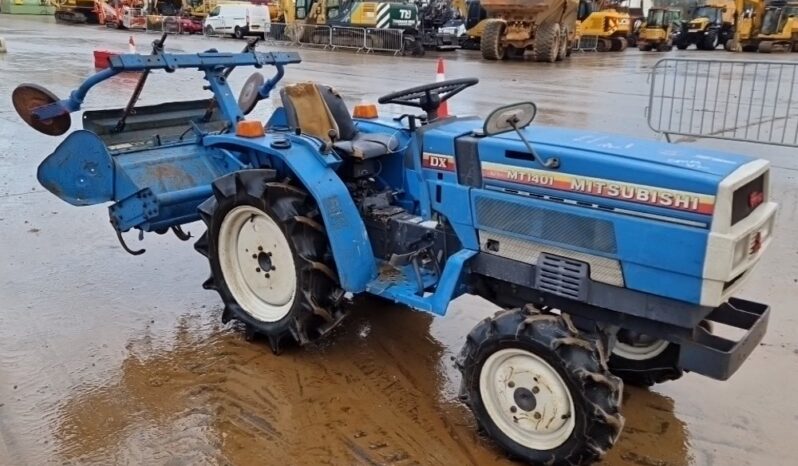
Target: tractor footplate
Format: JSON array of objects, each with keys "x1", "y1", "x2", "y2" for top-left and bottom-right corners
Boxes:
[{"x1": 677, "y1": 298, "x2": 770, "y2": 381}]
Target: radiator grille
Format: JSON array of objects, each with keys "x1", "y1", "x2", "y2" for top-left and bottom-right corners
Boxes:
[
  {"x1": 535, "y1": 253, "x2": 588, "y2": 301},
  {"x1": 475, "y1": 197, "x2": 617, "y2": 253}
]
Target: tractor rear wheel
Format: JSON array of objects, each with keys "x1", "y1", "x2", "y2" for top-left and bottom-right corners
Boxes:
[
  {"x1": 597, "y1": 37, "x2": 611, "y2": 52},
  {"x1": 195, "y1": 170, "x2": 346, "y2": 353},
  {"x1": 534, "y1": 21, "x2": 560, "y2": 63},
  {"x1": 481, "y1": 20, "x2": 506, "y2": 60},
  {"x1": 457, "y1": 307, "x2": 624, "y2": 465},
  {"x1": 638, "y1": 42, "x2": 653, "y2": 51}
]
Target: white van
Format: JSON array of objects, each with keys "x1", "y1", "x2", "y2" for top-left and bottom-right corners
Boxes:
[{"x1": 204, "y1": 3, "x2": 270, "y2": 39}]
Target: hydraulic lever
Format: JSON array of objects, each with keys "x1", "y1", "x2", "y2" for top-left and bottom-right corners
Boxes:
[{"x1": 112, "y1": 33, "x2": 168, "y2": 134}]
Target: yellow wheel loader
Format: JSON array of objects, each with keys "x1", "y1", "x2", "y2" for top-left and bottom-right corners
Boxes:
[
  {"x1": 479, "y1": 0, "x2": 579, "y2": 61},
  {"x1": 637, "y1": 7, "x2": 681, "y2": 51}
]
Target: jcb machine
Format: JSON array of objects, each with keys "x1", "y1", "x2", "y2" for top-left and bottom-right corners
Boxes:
[
  {"x1": 757, "y1": 0, "x2": 798, "y2": 52},
  {"x1": 12, "y1": 37, "x2": 775, "y2": 464},
  {"x1": 676, "y1": 0, "x2": 735, "y2": 50},
  {"x1": 479, "y1": 0, "x2": 579, "y2": 61},
  {"x1": 284, "y1": 0, "x2": 425, "y2": 54},
  {"x1": 53, "y1": 0, "x2": 105, "y2": 23},
  {"x1": 725, "y1": 0, "x2": 766, "y2": 51},
  {"x1": 637, "y1": 7, "x2": 681, "y2": 51},
  {"x1": 577, "y1": 0, "x2": 633, "y2": 51}
]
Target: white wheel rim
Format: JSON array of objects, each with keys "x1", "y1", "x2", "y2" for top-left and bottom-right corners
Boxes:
[
  {"x1": 218, "y1": 205, "x2": 296, "y2": 322},
  {"x1": 612, "y1": 336, "x2": 670, "y2": 361},
  {"x1": 479, "y1": 348, "x2": 576, "y2": 451}
]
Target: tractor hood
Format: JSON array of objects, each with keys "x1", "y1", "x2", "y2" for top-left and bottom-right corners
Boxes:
[{"x1": 421, "y1": 120, "x2": 756, "y2": 202}]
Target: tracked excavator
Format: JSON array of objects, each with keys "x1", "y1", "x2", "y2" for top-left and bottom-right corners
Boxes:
[{"x1": 576, "y1": 0, "x2": 632, "y2": 51}]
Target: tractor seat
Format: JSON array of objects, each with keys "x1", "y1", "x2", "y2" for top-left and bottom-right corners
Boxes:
[{"x1": 280, "y1": 83, "x2": 398, "y2": 159}]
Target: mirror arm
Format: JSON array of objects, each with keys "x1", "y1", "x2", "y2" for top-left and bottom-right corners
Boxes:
[{"x1": 509, "y1": 118, "x2": 560, "y2": 169}]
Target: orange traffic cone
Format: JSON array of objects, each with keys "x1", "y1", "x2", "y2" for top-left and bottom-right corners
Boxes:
[
  {"x1": 435, "y1": 57, "x2": 449, "y2": 118},
  {"x1": 128, "y1": 35, "x2": 136, "y2": 54}
]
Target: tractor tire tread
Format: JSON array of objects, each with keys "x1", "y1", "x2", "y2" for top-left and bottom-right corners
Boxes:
[
  {"x1": 456, "y1": 308, "x2": 624, "y2": 465},
  {"x1": 195, "y1": 169, "x2": 345, "y2": 353}
]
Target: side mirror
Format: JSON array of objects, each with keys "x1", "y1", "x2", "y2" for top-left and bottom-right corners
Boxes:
[{"x1": 483, "y1": 102, "x2": 537, "y2": 136}]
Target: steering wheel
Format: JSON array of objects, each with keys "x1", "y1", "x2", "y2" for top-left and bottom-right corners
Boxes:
[{"x1": 378, "y1": 78, "x2": 478, "y2": 120}]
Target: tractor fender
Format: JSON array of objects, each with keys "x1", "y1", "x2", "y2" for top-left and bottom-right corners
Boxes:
[{"x1": 203, "y1": 134, "x2": 377, "y2": 293}]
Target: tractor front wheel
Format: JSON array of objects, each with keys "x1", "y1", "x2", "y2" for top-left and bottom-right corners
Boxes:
[
  {"x1": 609, "y1": 330, "x2": 682, "y2": 387},
  {"x1": 457, "y1": 307, "x2": 624, "y2": 465},
  {"x1": 196, "y1": 170, "x2": 346, "y2": 353},
  {"x1": 481, "y1": 20, "x2": 506, "y2": 60}
]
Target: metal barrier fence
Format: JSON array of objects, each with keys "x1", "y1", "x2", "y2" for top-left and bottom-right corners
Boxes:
[
  {"x1": 648, "y1": 58, "x2": 798, "y2": 147},
  {"x1": 265, "y1": 22, "x2": 404, "y2": 55},
  {"x1": 145, "y1": 15, "x2": 183, "y2": 34},
  {"x1": 573, "y1": 36, "x2": 598, "y2": 52}
]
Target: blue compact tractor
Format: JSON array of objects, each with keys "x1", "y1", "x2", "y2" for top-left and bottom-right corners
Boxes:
[{"x1": 13, "y1": 36, "x2": 775, "y2": 464}]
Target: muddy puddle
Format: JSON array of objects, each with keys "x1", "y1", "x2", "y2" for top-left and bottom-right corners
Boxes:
[{"x1": 25, "y1": 299, "x2": 688, "y2": 466}]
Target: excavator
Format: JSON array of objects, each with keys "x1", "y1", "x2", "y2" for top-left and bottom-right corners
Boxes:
[
  {"x1": 723, "y1": 0, "x2": 766, "y2": 51},
  {"x1": 756, "y1": 0, "x2": 798, "y2": 51},
  {"x1": 577, "y1": 0, "x2": 633, "y2": 52},
  {"x1": 675, "y1": 0, "x2": 735, "y2": 50},
  {"x1": 53, "y1": 0, "x2": 109, "y2": 23},
  {"x1": 636, "y1": 6, "x2": 681, "y2": 51},
  {"x1": 270, "y1": 0, "x2": 425, "y2": 54}
]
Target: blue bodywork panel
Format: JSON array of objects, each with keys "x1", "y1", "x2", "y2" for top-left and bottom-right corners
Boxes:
[
  {"x1": 29, "y1": 48, "x2": 761, "y2": 312},
  {"x1": 203, "y1": 133, "x2": 377, "y2": 292}
]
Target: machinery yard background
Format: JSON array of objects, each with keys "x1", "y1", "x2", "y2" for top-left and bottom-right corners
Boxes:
[{"x1": 1, "y1": 14, "x2": 798, "y2": 466}]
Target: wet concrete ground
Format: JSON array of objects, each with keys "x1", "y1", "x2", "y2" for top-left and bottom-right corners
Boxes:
[{"x1": 1, "y1": 14, "x2": 797, "y2": 466}]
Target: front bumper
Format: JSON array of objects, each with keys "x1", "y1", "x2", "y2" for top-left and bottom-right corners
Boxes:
[{"x1": 678, "y1": 297, "x2": 769, "y2": 380}]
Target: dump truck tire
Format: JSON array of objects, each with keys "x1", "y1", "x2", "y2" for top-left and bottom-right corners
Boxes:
[
  {"x1": 457, "y1": 307, "x2": 624, "y2": 465},
  {"x1": 481, "y1": 20, "x2": 506, "y2": 60},
  {"x1": 196, "y1": 170, "x2": 346, "y2": 353},
  {"x1": 534, "y1": 21, "x2": 560, "y2": 63},
  {"x1": 638, "y1": 42, "x2": 652, "y2": 51},
  {"x1": 556, "y1": 29, "x2": 568, "y2": 61}
]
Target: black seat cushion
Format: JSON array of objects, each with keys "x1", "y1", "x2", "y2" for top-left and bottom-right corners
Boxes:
[{"x1": 333, "y1": 132, "x2": 399, "y2": 160}]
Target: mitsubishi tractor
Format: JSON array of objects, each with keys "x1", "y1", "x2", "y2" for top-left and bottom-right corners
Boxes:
[{"x1": 12, "y1": 37, "x2": 774, "y2": 464}]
